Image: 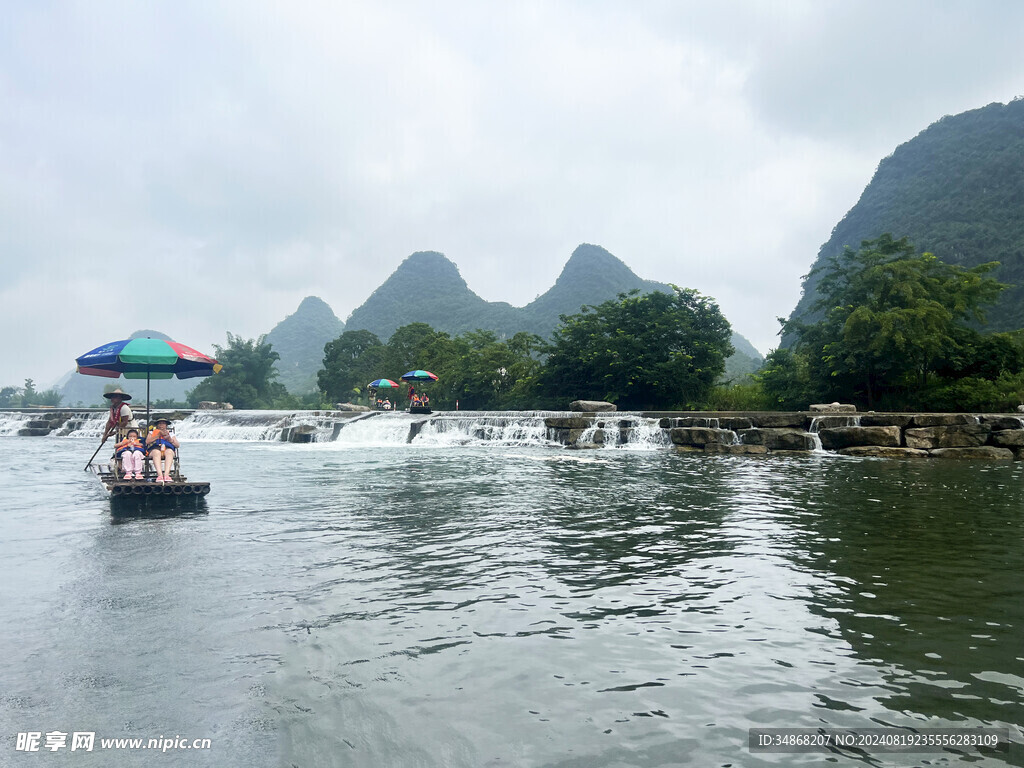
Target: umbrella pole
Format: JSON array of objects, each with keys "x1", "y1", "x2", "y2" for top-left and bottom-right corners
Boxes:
[{"x1": 146, "y1": 372, "x2": 151, "y2": 428}]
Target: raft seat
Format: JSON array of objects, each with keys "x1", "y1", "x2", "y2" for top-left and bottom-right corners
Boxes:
[{"x1": 113, "y1": 426, "x2": 182, "y2": 482}]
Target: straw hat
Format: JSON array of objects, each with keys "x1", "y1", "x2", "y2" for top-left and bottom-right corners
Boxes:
[{"x1": 103, "y1": 386, "x2": 133, "y2": 401}]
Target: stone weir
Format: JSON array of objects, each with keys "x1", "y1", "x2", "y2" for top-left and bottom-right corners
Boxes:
[{"x1": 548, "y1": 411, "x2": 1024, "y2": 460}]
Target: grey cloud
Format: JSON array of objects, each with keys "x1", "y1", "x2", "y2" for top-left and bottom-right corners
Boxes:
[{"x1": 1, "y1": 1, "x2": 1021, "y2": 386}]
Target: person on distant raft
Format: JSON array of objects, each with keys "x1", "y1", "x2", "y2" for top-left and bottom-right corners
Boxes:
[
  {"x1": 102, "y1": 387, "x2": 136, "y2": 442},
  {"x1": 146, "y1": 417, "x2": 180, "y2": 483},
  {"x1": 115, "y1": 428, "x2": 146, "y2": 480},
  {"x1": 407, "y1": 385, "x2": 416, "y2": 403}
]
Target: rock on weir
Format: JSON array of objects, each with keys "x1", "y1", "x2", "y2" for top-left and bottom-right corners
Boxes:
[{"x1": 545, "y1": 409, "x2": 1024, "y2": 459}]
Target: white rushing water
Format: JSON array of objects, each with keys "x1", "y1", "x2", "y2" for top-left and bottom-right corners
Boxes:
[
  {"x1": 0, "y1": 412, "x2": 37, "y2": 436},
  {"x1": 30, "y1": 409, "x2": 674, "y2": 450},
  {"x1": 0, "y1": 411, "x2": 106, "y2": 438}
]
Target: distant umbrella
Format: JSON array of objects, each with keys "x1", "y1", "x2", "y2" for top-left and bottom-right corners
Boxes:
[
  {"x1": 368, "y1": 379, "x2": 400, "y2": 389},
  {"x1": 400, "y1": 370, "x2": 438, "y2": 382}
]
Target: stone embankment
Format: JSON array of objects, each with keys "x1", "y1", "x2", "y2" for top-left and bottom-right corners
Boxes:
[{"x1": 546, "y1": 412, "x2": 1024, "y2": 459}]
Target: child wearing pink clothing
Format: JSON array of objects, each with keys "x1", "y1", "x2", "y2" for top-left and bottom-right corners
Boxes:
[{"x1": 115, "y1": 429, "x2": 146, "y2": 479}]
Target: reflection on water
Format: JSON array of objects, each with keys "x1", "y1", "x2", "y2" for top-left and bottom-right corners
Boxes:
[{"x1": 0, "y1": 439, "x2": 1021, "y2": 767}]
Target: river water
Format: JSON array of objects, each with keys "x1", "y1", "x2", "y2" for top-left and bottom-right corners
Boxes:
[{"x1": 1, "y1": 425, "x2": 1022, "y2": 767}]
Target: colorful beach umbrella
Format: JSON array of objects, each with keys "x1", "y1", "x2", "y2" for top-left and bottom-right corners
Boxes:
[
  {"x1": 76, "y1": 337, "x2": 222, "y2": 423},
  {"x1": 400, "y1": 370, "x2": 438, "y2": 382},
  {"x1": 368, "y1": 378, "x2": 400, "y2": 389},
  {"x1": 77, "y1": 338, "x2": 222, "y2": 380}
]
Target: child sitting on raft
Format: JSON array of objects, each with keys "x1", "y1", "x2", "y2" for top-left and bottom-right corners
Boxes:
[
  {"x1": 146, "y1": 417, "x2": 180, "y2": 483},
  {"x1": 115, "y1": 428, "x2": 146, "y2": 480}
]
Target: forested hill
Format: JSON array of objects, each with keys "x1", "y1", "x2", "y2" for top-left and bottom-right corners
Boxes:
[
  {"x1": 338, "y1": 243, "x2": 762, "y2": 387},
  {"x1": 785, "y1": 98, "x2": 1024, "y2": 340},
  {"x1": 518, "y1": 243, "x2": 673, "y2": 336},
  {"x1": 344, "y1": 251, "x2": 522, "y2": 340},
  {"x1": 344, "y1": 244, "x2": 673, "y2": 341},
  {"x1": 265, "y1": 296, "x2": 346, "y2": 394}
]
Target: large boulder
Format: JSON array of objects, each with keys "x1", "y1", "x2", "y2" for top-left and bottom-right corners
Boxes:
[
  {"x1": 704, "y1": 443, "x2": 768, "y2": 455},
  {"x1": 905, "y1": 425, "x2": 990, "y2": 450},
  {"x1": 810, "y1": 415, "x2": 861, "y2": 430},
  {"x1": 818, "y1": 426, "x2": 901, "y2": 450},
  {"x1": 838, "y1": 446, "x2": 930, "y2": 458},
  {"x1": 751, "y1": 413, "x2": 808, "y2": 428},
  {"x1": 719, "y1": 417, "x2": 754, "y2": 431},
  {"x1": 335, "y1": 402, "x2": 371, "y2": 412},
  {"x1": 545, "y1": 417, "x2": 593, "y2": 430},
  {"x1": 911, "y1": 414, "x2": 976, "y2": 427},
  {"x1": 809, "y1": 402, "x2": 857, "y2": 412},
  {"x1": 664, "y1": 416, "x2": 721, "y2": 428},
  {"x1": 199, "y1": 401, "x2": 233, "y2": 410},
  {"x1": 859, "y1": 413, "x2": 914, "y2": 428},
  {"x1": 990, "y1": 430, "x2": 1024, "y2": 447},
  {"x1": 545, "y1": 416, "x2": 594, "y2": 446},
  {"x1": 674, "y1": 445, "x2": 704, "y2": 454},
  {"x1": 981, "y1": 416, "x2": 1024, "y2": 430},
  {"x1": 284, "y1": 424, "x2": 317, "y2": 443},
  {"x1": 739, "y1": 427, "x2": 815, "y2": 451},
  {"x1": 570, "y1": 400, "x2": 616, "y2": 412},
  {"x1": 930, "y1": 447, "x2": 1014, "y2": 459},
  {"x1": 669, "y1": 427, "x2": 737, "y2": 447}
]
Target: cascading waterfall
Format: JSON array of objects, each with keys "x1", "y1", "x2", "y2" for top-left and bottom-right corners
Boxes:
[
  {"x1": 0, "y1": 412, "x2": 39, "y2": 436},
  {"x1": 574, "y1": 415, "x2": 671, "y2": 449},
  {"x1": 415, "y1": 413, "x2": 555, "y2": 447},
  {"x1": 9, "y1": 408, "x2": 671, "y2": 450},
  {"x1": 808, "y1": 415, "x2": 862, "y2": 432},
  {"x1": 807, "y1": 414, "x2": 862, "y2": 453},
  {"x1": 174, "y1": 410, "x2": 295, "y2": 442},
  {"x1": 331, "y1": 413, "x2": 423, "y2": 446},
  {"x1": 0, "y1": 411, "x2": 106, "y2": 438}
]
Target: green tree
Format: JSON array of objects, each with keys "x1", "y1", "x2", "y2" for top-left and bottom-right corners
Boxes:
[
  {"x1": 756, "y1": 348, "x2": 815, "y2": 410},
  {"x1": 933, "y1": 328, "x2": 1024, "y2": 381},
  {"x1": 315, "y1": 324, "x2": 546, "y2": 410},
  {"x1": 35, "y1": 388, "x2": 64, "y2": 407},
  {"x1": 0, "y1": 386, "x2": 20, "y2": 407},
  {"x1": 384, "y1": 323, "x2": 446, "y2": 374},
  {"x1": 784, "y1": 234, "x2": 1006, "y2": 408},
  {"x1": 21, "y1": 379, "x2": 37, "y2": 407},
  {"x1": 436, "y1": 330, "x2": 543, "y2": 410},
  {"x1": 186, "y1": 333, "x2": 286, "y2": 409},
  {"x1": 317, "y1": 330, "x2": 386, "y2": 404},
  {"x1": 538, "y1": 288, "x2": 733, "y2": 410}
]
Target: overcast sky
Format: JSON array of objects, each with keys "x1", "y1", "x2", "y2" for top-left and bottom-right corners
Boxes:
[{"x1": 2, "y1": 1, "x2": 1022, "y2": 389}]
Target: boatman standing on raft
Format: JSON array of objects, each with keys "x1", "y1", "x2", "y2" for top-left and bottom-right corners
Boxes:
[{"x1": 101, "y1": 387, "x2": 136, "y2": 443}]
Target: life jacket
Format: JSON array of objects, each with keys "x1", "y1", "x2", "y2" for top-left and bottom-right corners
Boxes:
[{"x1": 108, "y1": 402, "x2": 126, "y2": 427}]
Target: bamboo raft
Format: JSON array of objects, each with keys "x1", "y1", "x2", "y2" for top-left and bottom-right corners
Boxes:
[{"x1": 91, "y1": 461, "x2": 211, "y2": 499}]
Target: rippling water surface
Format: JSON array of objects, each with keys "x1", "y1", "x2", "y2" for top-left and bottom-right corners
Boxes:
[{"x1": 1, "y1": 438, "x2": 1022, "y2": 767}]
